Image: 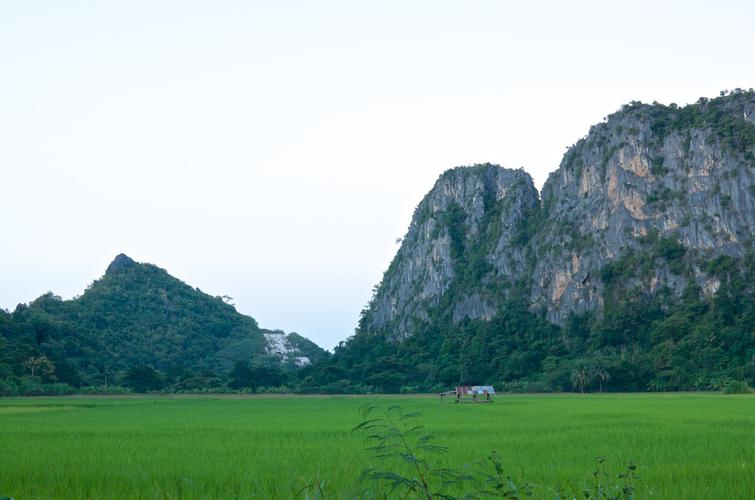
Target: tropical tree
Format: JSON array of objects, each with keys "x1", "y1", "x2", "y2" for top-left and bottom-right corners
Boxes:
[
  {"x1": 123, "y1": 365, "x2": 164, "y2": 392},
  {"x1": 24, "y1": 355, "x2": 54, "y2": 379},
  {"x1": 571, "y1": 363, "x2": 589, "y2": 394}
]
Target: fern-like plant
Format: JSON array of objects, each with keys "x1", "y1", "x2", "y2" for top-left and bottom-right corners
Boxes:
[
  {"x1": 352, "y1": 403, "x2": 467, "y2": 499},
  {"x1": 352, "y1": 404, "x2": 641, "y2": 499},
  {"x1": 581, "y1": 457, "x2": 639, "y2": 500},
  {"x1": 471, "y1": 451, "x2": 533, "y2": 498}
]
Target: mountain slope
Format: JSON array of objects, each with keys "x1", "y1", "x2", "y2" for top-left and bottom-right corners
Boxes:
[
  {"x1": 0, "y1": 254, "x2": 327, "y2": 386},
  {"x1": 308, "y1": 90, "x2": 755, "y2": 392}
]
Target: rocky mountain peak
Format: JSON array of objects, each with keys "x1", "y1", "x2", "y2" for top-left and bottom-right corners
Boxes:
[
  {"x1": 105, "y1": 253, "x2": 136, "y2": 274},
  {"x1": 531, "y1": 90, "x2": 755, "y2": 322},
  {"x1": 360, "y1": 163, "x2": 540, "y2": 339},
  {"x1": 358, "y1": 91, "x2": 755, "y2": 337}
]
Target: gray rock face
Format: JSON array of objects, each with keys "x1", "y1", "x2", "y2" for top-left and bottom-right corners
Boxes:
[
  {"x1": 360, "y1": 91, "x2": 755, "y2": 336},
  {"x1": 531, "y1": 93, "x2": 755, "y2": 322},
  {"x1": 362, "y1": 164, "x2": 539, "y2": 338},
  {"x1": 262, "y1": 330, "x2": 311, "y2": 366}
]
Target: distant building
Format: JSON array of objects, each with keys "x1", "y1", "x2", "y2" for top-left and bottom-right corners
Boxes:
[{"x1": 440, "y1": 385, "x2": 495, "y2": 403}]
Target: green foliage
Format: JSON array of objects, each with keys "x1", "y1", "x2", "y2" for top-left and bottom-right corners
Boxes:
[
  {"x1": 722, "y1": 380, "x2": 753, "y2": 394},
  {"x1": 437, "y1": 202, "x2": 467, "y2": 259},
  {"x1": 351, "y1": 404, "x2": 647, "y2": 499},
  {"x1": 124, "y1": 365, "x2": 164, "y2": 392},
  {"x1": 601, "y1": 144, "x2": 620, "y2": 172},
  {"x1": 650, "y1": 156, "x2": 667, "y2": 176},
  {"x1": 578, "y1": 458, "x2": 639, "y2": 500},
  {"x1": 642, "y1": 89, "x2": 755, "y2": 160},
  {"x1": 0, "y1": 256, "x2": 326, "y2": 392},
  {"x1": 303, "y1": 293, "x2": 561, "y2": 393},
  {"x1": 513, "y1": 203, "x2": 546, "y2": 248},
  {"x1": 353, "y1": 404, "x2": 459, "y2": 498},
  {"x1": 282, "y1": 332, "x2": 330, "y2": 366},
  {"x1": 0, "y1": 378, "x2": 77, "y2": 396},
  {"x1": 78, "y1": 385, "x2": 133, "y2": 395},
  {"x1": 228, "y1": 359, "x2": 286, "y2": 390}
]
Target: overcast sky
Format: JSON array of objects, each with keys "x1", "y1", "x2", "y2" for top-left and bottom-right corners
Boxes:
[{"x1": 2, "y1": 1, "x2": 754, "y2": 349}]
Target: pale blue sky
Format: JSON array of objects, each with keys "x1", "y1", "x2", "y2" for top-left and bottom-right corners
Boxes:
[{"x1": 2, "y1": 1, "x2": 754, "y2": 349}]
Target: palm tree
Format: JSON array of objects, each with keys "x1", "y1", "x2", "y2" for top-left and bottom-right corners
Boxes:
[
  {"x1": 592, "y1": 367, "x2": 609, "y2": 392},
  {"x1": 571, "y1": 365, "x2": 588, "y2": 394}
]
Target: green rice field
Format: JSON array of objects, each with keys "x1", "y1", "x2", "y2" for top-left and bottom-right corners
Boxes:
[{"x1": 0, "y1": 393, "x2": 753, "y2": 499}]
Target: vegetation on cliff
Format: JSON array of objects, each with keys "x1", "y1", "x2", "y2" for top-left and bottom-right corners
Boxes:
[{"x1": 299, "y1": 91, "x2": 755, "y2": 393}]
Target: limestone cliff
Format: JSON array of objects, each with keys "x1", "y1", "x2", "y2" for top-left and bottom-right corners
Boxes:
[
  {"x1": 531, "y1": 91, "x2": 754, "y2": 322},
  {"x1": 359, "y1": 90, "x2": 755, "y2": 336},
  {"x1": 361, "y1": 165, "x2": 539, "y2": 338},
  {"x1": 262, "y1": 329, "x2": 329, "y2": 367}
]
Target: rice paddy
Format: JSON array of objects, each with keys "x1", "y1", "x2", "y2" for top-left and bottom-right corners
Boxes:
[{"x1": 0, "y1": 393, "x2": 753, "y2": 499}]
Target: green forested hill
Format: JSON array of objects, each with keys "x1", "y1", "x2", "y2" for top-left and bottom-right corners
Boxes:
[{"x1": 0, "y1": 254, "x2": 326, "y2": 392}]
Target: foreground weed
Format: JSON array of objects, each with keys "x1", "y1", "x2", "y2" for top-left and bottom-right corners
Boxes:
[
  {"x1": 352, "y1": 403, "x2": 466, "y2": 499},
  {"x1": 353, "y1": 404, "x2": 641, "y2": 499},
  {"x1": 551, "y1": 458, "x2": 639, "y2": 500},
  {"x1": 584, "y1": 458, "x2": 639, "y2": 500},
  {"x1": 353, "y1": 404, "x2": 535, "y2": 499},
  {"x1": 472, "y1": 451, "x2": 533, "y2": 498},
  {"x1": 296, "y1": 477, "x2": 328, "y2": 499}
]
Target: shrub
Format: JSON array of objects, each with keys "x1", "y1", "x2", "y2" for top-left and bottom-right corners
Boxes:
[
  {"x1": 42, "y1": 383, "x2": 76, "y2": 396},
  {"x1": 0, "y1": 378, "x2": 77, "y2": 396},
  {"x1": 80, "y1": 385, "x2": 133, "y2": 395},
  {"x1": 722, "y1": 380, "x2": 753, "y2": 394},
  {"x1": 650, "y1": 156, "x2": 667, "y2": 176},
  {"x1": 123, "y1": 365, "x2": 164, "y2": 392},
  {"x1": 400, "y1": 385, "x2": 422, "y2": 394},
  {"x1": 0, "y1": 379, "x2": 19, "y2": 396},
  {"x1": 18, "y1": 376, "x2": 45, "y2": 396}
]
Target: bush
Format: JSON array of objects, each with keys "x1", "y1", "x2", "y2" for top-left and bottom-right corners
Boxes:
[
  {"x1": 722, "y1": 380, "x2": 753, "y2": 394},
  {"x1": 42, "y1": 383, "x2": 76, "y2": 396},
  {"x1": 18, "y1": 376, "x2": 45, "y2": 396},
  {"x1": 123, "y1": 365, "x2": 164, "y2": 392},
  {"x1": 80, "y1": 385, "x2": 133, "y2": 395},
  {"x1": 0, "y1": 379, "x2": 19, "y2": 396},
  {"x1": 0, "y1": 378, "x2": 77, "y2": 396},
  {"x1": 400, "y1": 385, "x2": 421, "y2": 394},
  {"x1": 499, "y1": 380, "x2": 553, "y2": 393}
]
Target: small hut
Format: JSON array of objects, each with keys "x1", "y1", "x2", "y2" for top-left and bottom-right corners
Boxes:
[{"x1": 440, "y1": 385, "x2": 495, "y2": 403}]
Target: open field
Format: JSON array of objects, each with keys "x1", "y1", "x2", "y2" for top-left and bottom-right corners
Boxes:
[{"x1": 0, "y1": 393, "x2": 753, "y2": 499}]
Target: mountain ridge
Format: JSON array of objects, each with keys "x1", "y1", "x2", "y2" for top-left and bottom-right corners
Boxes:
[
  {"x1": 361, "y1": 90, "x2": 754, "y2": 333},
  {"x1": 2, "y1": 90, "x2": 754, "y2": 394},
  {"x1": 304, "y1": 90, "x2": 755, "y2": 393}
]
